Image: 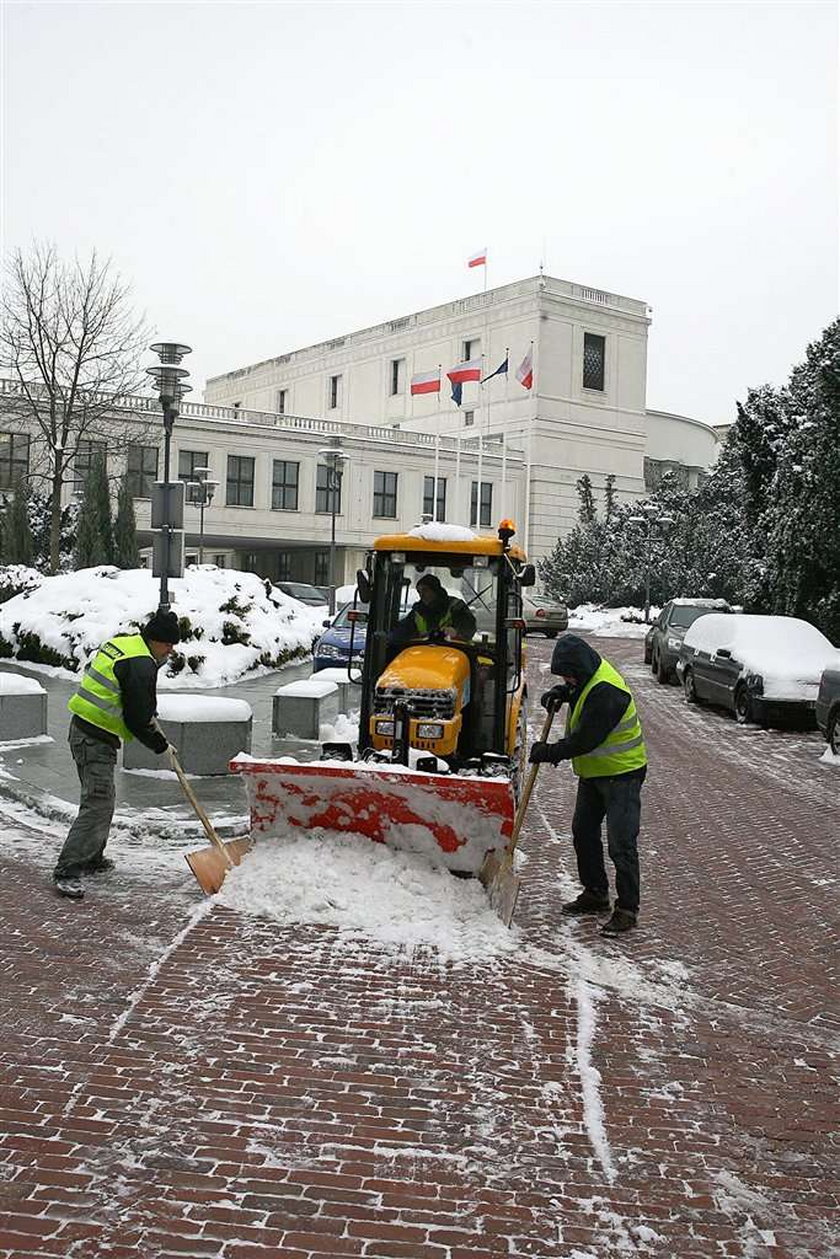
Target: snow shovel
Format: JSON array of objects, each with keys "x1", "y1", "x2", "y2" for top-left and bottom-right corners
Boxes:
[
  {"x1": 170, "y1": 748, "x2": 252, "y2": 895},
  {"x1": 479, "y1": 702, "x2": 559, "y2": 927}
]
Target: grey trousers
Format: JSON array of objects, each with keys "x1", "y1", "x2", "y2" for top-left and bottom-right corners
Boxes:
[{"x1": 53, "y1": 724, "x2": 117, "y2": 879}]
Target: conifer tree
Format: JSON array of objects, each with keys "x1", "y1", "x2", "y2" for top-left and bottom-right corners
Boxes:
[
  {"x1": 1, "y1": 474, "x2": 35, "y2": 566},
  {"x1": 113, "y1": 473, "x2": 140, "y2": 569},
  {"x1": 73, "y1": 455, "x2": 114, "y2": 568}
]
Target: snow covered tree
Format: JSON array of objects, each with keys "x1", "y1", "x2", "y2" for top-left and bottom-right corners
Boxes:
[
  {"x1": 0, "y1": 474, "x2": 34, "y2": 566},
  {"x1": 0, "y1": 243, "x2": 151, "y2": 572},
  {"x1": 113, "y1": 473, "x2": 140, "y2": 569},
  {"x1": 73, "y1": 455, "x2": 114, "y2": 568}
]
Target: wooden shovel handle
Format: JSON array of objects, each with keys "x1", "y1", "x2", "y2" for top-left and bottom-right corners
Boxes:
[
  {"x1": 168, "y1": 747, "x2": 234, "y2": 868},
  {"x1": 510, "y1": 703, "x2": 558, "y2": 848}
]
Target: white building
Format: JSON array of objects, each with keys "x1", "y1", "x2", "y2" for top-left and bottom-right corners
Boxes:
[{"x1": 206, "y1": 274, "x2": 719, "y2": 561}]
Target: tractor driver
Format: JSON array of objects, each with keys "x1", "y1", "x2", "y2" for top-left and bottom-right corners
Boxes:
[{"x1": 388, "y1": 573, "x2": 477, "y2": 649}]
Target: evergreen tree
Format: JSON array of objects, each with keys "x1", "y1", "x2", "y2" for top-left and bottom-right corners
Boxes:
[
  {"x1": 1, "y1": 474, "x2": 35, "y2": 566},
  {"x1": 113, "y1": 473, "x2": 140, "y2": 569},
  {"x1": 73, "y1": 455, "x2": 114, "y2": 568}
]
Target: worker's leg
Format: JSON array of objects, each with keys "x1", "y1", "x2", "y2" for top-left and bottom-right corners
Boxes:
[
  {"x1": 603, "y1": 770, "x2": 645, "y2": 914},
  {"x1": 571, "y1": 777, "x2": 609, "y2": 897},
  {"x1": 53, "y1": 727, "x2": 117, "y2": 880}
]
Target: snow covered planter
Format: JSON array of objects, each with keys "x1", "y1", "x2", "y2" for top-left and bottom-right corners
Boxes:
[
  {"x1": 0, "y1": 670, "x2": 48, "y2": 740},
  {"x1": 307, "y1": 666, "x2": 361, "y2": 714},
  {"x1": 122, "y1": 695, "x2": 253, "y2": 775},
  {"x1": 273, "y1": 677, "x2": 340, "y2": 740}
]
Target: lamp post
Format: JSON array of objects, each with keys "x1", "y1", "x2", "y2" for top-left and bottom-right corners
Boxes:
[
  {"x1": 187, "y1": 466, "x2": 218, "y2": 565},
  {"x1": 628, "y1": 503, "x2": 675, "y2": 623},
  {"x1": 317, "y1": 439, "x2": 348, "y2": 616},
  {"x1": 147, "y1": 342, "x2": 191, "y2": 612}
]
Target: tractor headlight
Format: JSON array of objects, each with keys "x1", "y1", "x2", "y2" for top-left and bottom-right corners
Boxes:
[
  {"x1": 375, "y1": 719, "x2": 395, "y2": 736},
  {"x1": 417, "y1": 722, "x2": 445, "y2": 739}
]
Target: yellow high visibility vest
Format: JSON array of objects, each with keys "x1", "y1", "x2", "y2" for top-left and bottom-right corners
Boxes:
[
  {"x1": 568, "y1": 659, "x2": 647, "y2": 779},
  {"x1": 68, "y1": 634, "x2": 152, "y2": 743}
]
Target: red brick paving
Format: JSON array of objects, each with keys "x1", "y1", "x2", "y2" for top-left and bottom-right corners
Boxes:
[{"x1": 0, "y1": 637, "x2": 838, "y2": 1257}]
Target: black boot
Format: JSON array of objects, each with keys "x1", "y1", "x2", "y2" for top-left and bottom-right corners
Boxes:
[
  {"x1": 562, "y1": 889, "x2": 610, "y2": 915},
  {"x1": 54, "y1": 875, "x2": 84, "y2": 900},
  {"x1": 601, "y1": 907, "x2": 637, "y2": 936}
]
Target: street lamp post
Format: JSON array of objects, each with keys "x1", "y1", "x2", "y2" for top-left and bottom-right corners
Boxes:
[
  {"x1": 628, "y1": 503, "x2": 675, "y2": 623},
  {"x1": 188, "y1": 467, "x2": 218, "y2": 565},
  {"x1": 147, "y1": 341, "x2": 191, "y2": 612},
  {"x1": 317, "y1": 439, "x2": 348, "y2": 616}
]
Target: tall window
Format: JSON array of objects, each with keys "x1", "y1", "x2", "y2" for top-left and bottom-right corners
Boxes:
[
  {"x1": 0, "y1": 432, "x2": 30, "y2": 490},
  {"x1": 74, "y1": 439, "x2": 107, "y2": 491},
  {"x1": 271, "y1": 460, "x2": 299, "y2": 511},
  {"x1": 276, "y1": 388, "x2": 288, "y2": 415},
  {"x1": 390, "y1": 359, "x2": 405, "y2": 396},
  {"x1": 178, "y1": 450, "x2": 209, "y2": 504},
  {"x1": 463, "y1": 338, "x2": 480, "y2": 361},
  {"x1": 423, "y1": 475, "x2": 446, "y2": 522},
  {"x1": 313, "y1": 552, "x2": 330, "y2": 584},
  {"x1": 328, "y1": 374, "x2": 342, "y2": 409},
  {"x1": 316, "y1": 464, "x2": 342, "y2": 514},
  {"x1": 227, "y1": 454, "x2": 255, "y2": 507},
  {"x1": 373, "y1": 470, "x2": 398, "y2": 518},
  {"x1": 276, "y1": 551, "x2": 293, "y2": 580},
  {"x1": 126, "y1": 444, "x2": 158, "y2": 498},
  {"x1": 470, "y1": 480, "x2": 493, "y2": 528},
  {"x1": 583, "y1": 332, "x2": 606, "y2": 391},
  {"x1": 464, "y1": 411, "x2": 475, "y2": 427}
]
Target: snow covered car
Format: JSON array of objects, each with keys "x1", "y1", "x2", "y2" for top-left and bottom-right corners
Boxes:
[
  {"x1": 276, "y1": 581, "x2": 330, "y2": 607},
  {"x1": 646, "y1": 597, "x2": 733, "y2": 683},
  {"x1": 816, "y1": 666, "x2": 840, "y2": 755},
  {"x1": 676, "y1": 613, "x2": 840, "y2": 726}
]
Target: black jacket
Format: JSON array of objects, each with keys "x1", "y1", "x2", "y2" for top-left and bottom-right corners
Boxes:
[
  {"x1": 73, "y1": 636, "x2": 168, "y2": 753},
  {"x1": 544, "y1": 634, "x2": 640, "y2": 767},
  {"x1": 390, "y1": 593, "x2": 476, "y2": 647}
]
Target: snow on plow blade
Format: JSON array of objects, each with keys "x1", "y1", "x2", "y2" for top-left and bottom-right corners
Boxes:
[{"x1": 231, "y1": 757, "x2": 515, "y2": 874}]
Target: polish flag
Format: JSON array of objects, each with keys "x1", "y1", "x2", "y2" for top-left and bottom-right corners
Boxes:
[
  {"x1": 447, "y1": 358, "x2": 482, "y2": 385},
  {"x1": 467, "y1": 249, "x2": 487, "y2": 268},
  {"x1": 515, "y1": 347, "x2": 533, "y2": 390},
  {"x1": 410, "y1": 369, "x2": 441, "y2": 396}
]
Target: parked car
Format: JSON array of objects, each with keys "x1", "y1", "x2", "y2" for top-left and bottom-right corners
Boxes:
[
  {"x1": 276, "y1": 581, "x2": 329, "y2": 607},
  {"x1": 676, "y1": 613, "x2": 840, "y2": 726},
  {"x1": 312, "y1": 600, "x2": 368, "y2": 672},
  {"x1": 646, "y1": 598, "x2": 733, "y2": 682},
  {"x1": 816, "y1": 666, "x2": 840, "y2": 755},
  {"x1": 522, "y1": 594, "x2": 569, "y2": 638}
]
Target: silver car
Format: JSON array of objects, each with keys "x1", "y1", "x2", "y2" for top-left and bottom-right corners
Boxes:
[{"x1": 523, "y1": 594, "x2": 569, "y2": 638}]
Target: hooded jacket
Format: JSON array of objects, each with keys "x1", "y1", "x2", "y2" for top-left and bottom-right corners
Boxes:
[{"x1": 544, "y1": 634, "x2": 645, "y2": 774}]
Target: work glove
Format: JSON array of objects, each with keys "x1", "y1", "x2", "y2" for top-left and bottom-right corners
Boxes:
[
  {"x1": 529, "y1": 741, "x2": 559, "y2": 765},
  {"x1": 540, "y1": 683, "x2": 573, "y2": 711}
]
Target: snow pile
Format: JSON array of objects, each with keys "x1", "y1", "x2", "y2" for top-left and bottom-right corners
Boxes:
[
  {"x1": 157, "y1": 695, "x2": 252, "y2": 722},
  {"x1": 569, "y1": 604, "x2": 660, "y2": 638},
  {"x1": 408, "y1": 523, "x2": 478, "y2": 543},
  {"x1": 0, "y1": 566, "x2": 325, "y2": 686},
  {"x1": 0, "y1": 671, "x2": 45, "y2": 695},
  {"x1": 217, "y1": 832, "x2": 518, "y2": 962}
]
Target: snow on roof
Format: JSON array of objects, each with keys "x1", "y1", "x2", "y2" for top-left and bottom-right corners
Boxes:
[
  {"x1": 407, "y1": 523, "x2": 478, "y2": 543},
  {"x1": 670, "y1": 597, "x2": 731, "y2": 608},
  {"x1": 274, "y1": 678, "x2": 339, "y2": 698},
  {"x1": 683, "y1": 613, "x2": 840, "y2": 700}
]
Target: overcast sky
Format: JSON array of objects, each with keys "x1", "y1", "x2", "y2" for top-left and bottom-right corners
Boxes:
[{"x1": 2, "y1": 1, "x2": 837, "y2": 426}]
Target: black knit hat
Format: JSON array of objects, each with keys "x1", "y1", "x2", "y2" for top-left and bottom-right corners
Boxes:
[
  {"x1": 416, "y1": 574, "x2": 444, "y2": 595},
  {"x1": 143, "y1": 610, "x2": 181, "y2": 645}
]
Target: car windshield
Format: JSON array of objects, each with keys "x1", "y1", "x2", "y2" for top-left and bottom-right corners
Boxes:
[
  {"x1": 671, "y1": 605, "x2": 725, "y2": 629},
  {"x1": 331, "y1": 602, "x2": 369, "y2": 630},
  {"x1": 281, "y1": 584, "x2": 325, "y2": 603}
]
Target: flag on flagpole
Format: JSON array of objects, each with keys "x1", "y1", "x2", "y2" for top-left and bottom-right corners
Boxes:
[
  {"x1": 450, "y1": 381, "x2": 463, "y2": 407},
  {"x1": 410, "y1": 369, "x2": 441, "y2": 396},
  {"x1": 447, "y1": 358, "x2": 482, "y2": 385},
  {"x1": 467, "y1": 249, "x2": 487, "y2": 269},
  {"x1": 482, "y1": 355, "x2": 508, "y2": 384},
  {"x1": 515, "y1": 346, "x2": 533, "y2": 390}
]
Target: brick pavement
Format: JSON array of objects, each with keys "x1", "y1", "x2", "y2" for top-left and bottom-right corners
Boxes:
[{"x1": 0, "y1": 637, "x2": 837, "y2": 1258}]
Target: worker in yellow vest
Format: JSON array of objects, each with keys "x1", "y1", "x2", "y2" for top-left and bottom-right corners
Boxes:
[
  {"x1": 529, "y1": 633, "x2": 647, "y2": 936},
  {"x1": 389, "y1": 573, "x2": 477, "y2": 648},
  {"x1": 52, "y1": 610, "x2": 181, "y2": 900}
]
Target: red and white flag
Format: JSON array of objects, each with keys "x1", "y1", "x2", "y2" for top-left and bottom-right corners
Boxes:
[
  {"x1": 467, "y1": 249, "x2": 487, "y2": 269},
  {"x1": 410, "y1": 369, "x2": 441, "y2": 396},
  {"x1": 515, "y1": 347, "x2": 533, "y2": 390},
  {"x1": 447, "y1": 358, "x2": 482, "y2": 385}
]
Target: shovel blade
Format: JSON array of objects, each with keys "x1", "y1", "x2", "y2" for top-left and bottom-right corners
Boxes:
[
  {"x1": 185, "y1": 836, "x2": 253, "y2": 896},
  {"x1": 479, "y1": 849, "x2": 521, "y2": 927}
]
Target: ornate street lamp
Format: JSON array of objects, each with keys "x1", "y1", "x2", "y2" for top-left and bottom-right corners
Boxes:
[
  {"x1": 147, "y1": 341, "x2": 191, "y2": 611},
  {"x1": 187, "y1": 466, "x2": 218, "y2": 565},
  {"x1": 628, "y1": 503, "x2": 675, "y2": 623},
  {"x1": 317, "y1": 439, "x2": 348, "y2": 616}
]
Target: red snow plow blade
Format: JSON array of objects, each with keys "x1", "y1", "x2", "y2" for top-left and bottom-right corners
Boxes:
[{"x1": 231, "y1": 757, "x2": 515, "y2": 874}]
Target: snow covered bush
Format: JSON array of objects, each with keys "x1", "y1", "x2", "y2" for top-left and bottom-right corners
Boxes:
[{"x1": 0, "y1": 565, "x2": 43, "y2": 605}]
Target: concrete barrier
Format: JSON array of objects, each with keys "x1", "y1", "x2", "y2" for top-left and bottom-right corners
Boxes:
[
  {"x1": 0, "y1": 671, "x2": 48, "y2": 740},
  {"x1": 309, "y1": 667, "x2": 362, "y2": 714},
  {"x1": 122, "y1": 695, "x2": 253, "y2": 775},
  {"x1": 273, "y1": 678, "x2": 339, "y2": 740}
]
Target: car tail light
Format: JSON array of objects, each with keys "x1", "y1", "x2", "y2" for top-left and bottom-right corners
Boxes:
[{"x1": 535, "y1": 608, "x2": 546, "y2": 618}]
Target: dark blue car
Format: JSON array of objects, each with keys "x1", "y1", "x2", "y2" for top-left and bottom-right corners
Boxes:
[{"x1": 312, "y1": 602, "x2": 368, "y2": 672}]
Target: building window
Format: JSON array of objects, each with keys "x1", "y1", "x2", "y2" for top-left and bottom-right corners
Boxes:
[
  {"x1": 178, "y1": 450, "x2": 209, "y2": 504},
  {"x1": 373, "y1": 470, "x2": 398, "y2": 518},
  {"x1": 463, "y1": 338, "x2": 479, "y2": 361},
  {"x1": 328, "y1": 374, "x2": 342, "y2": 409},
  {"x1": 423, "y1": 475, "x2": 446, "y2": 522},
  {"x1": 74, "y1": 439, "x2": 107, "y2": 491},
  {"x1": 213, "y1": 553, "x2": 226, "y2": 568},
  {"x1": 271, "y1": 460, "x2": 299, "y2": 511},
  {"x1": 583, "y1": 332, "x2": 606, "y2": 391},
  {"x1": 464, "y1": 411, "x2": 475, "y2": 427},
  {"x1": 227, "y1": 454, "x2": 255, "y2": 507},
  {"x1": 126, "y1": 444, "x2": 158, "y2": 498},
  {"x1": 277, "y1": 551, "x2": 293, "y2": 580},
  {"x1": 470, "y1": 480, "x2": 493, "y2": 528},
  {"x1": 314, "y1": 552, "x2": 330, "y2": 584},
  {"x1": 390, "y1": 359, "x2": 405, "y2": 396},
  {"x1": 276, "y1": 389, "x2": 287, "y2": 415},
  {"x1": 316, "y1": 463, "x2": 342, "y2": 514},
  {"x1": 0, "y1": 432, "x2": 30, "y2": 490}
]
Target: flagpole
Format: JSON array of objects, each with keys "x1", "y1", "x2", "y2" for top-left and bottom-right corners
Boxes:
[
  {"x1": 455, "y1": 432, "x2": 461, "y2": 525},
  {"x1": 433, "y1": 365, "x2": 441, "y2": 521},
  {"x1": 501, "y1": 430, "x2": 507, "y2": 517}
]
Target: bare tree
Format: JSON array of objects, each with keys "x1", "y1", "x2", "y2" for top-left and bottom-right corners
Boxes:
[{"x1": 1, "y1": 243, "x2": 154, "y2": 571}]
